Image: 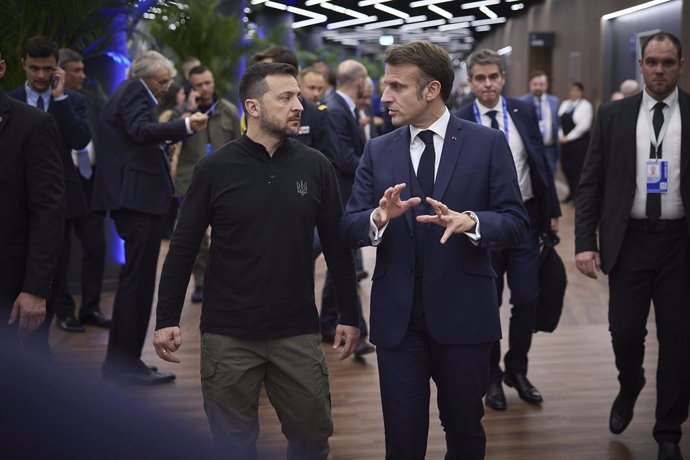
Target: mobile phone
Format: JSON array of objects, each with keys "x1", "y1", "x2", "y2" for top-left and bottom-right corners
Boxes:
[
  {"x1": 51, "y1": 75, "x2": 59, "y2": 89},
  {"x1": 195, "y1": 96, "x2": 201, "y2": 104}
]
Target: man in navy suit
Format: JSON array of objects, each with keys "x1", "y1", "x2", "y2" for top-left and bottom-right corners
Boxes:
[
  {"x1": 455, "y1": 49, "x2": 561, "y2": 412},
  {"x1": 322, "y1": 59, "x2": 374, "y2": 356},
  {"x1": 92, "y1": 50, "x2": 208, "y2": 385},
  {"x1": 519, "y1": 71, "x2": 561, "y2": 175},
  {"x1": 341, "y1": 41, "x2": 529, "y2": 459},
  {"x1": 9, "y1": 36, "x2": 91, "y2": 354}
]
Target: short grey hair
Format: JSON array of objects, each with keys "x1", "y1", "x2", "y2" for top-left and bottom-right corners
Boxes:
[
  {"x1": 58, "y1": 48, "x2": 83, "y2": 69},
  {"x1": 129, "y1": 50, "x2": 177, "y2": 79}
]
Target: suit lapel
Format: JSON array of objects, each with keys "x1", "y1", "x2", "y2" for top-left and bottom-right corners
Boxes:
[
  {"x1": 621, "y1": 94, "x2": 643, "y2": 179},
  {"x1": 392, "y1": 128, "x2": 414, "y2": 231},
  {"x1": 433, "y1": 116, "x2": 464, "y2": 201},
  {"x1": 0, "y1": 92, "x2": 10, "y2": 136},
  {"x1": 678, "y1": 89, "x2": 690, "y2": 179}
]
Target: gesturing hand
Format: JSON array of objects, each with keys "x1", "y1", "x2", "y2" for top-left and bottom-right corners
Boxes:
[
  {"x1": 416, "y1": 197, "x2": 476, "y2": 244},
  {"x1": 189, "y1": 112, "x2": 208, "y2": 132},
  {"x1": 372, "y1": 183, "x2": 421, "y2": 229}
]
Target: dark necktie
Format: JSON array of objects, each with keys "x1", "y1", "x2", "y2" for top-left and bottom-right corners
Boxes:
[
  {"x1": 486, "y1": 110, "x2": 500, "y2": 130},
  {"x1": 533, "y1": 96, "x2": 543, "y2": 121},
  {"x1": 36, "y1": 96, "x2": 45, "y2": 111},
  {"x1": 417, "y1": 130, "x2": 435, "y2": 198},
  {"x1": 646, "y1": 101, "x2": 666, "y2": 221}
]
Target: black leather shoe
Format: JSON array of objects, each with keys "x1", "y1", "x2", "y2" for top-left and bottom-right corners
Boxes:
[
  {"x1": 57, "y1": 316, "x2": 86, "y2": 333},
  {"x1": 485, "y1": 379, "x2": 507, "y2": 411},
  {"x1": 610, "y1": 377, "x2": 645, "y2": 434},
  {"x1": 80, "y1": 310, "x2": 112, "y2": 328},
  {"x1": 504, "y1": 373, "x2": 543, "y2": 404},
  {"x1": 354, "y1": 337, "x2": 375, "y2": 357},
  {"x1": 659, "y1": 442, "x2": 683, "y2": 460},
  {"x1": 103, "y1": 367, "x2": 175, "y2": 386},
  {"x1": 191, "y1": 286, "x2": 203, "y2": 303}
]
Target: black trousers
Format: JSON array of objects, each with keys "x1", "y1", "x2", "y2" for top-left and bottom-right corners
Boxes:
[
  {"x1": 560, "y1": 134, "x2": 589, "y2": 200},
  {"x1": 489, "y1": 199, "x2": 541, "y2": 379},
  {"x1": 608, "y1": 223, "x2": 690, "y2": 443},
  {"x1": 104, "y1": 210, "x2": 162, "y2": 372},
  {"x1": 55, "y1": 211, "x2": 106, "y2": 319}
]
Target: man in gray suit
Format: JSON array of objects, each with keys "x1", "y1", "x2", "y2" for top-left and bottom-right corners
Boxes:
[{"x1": 520, "y1": 71, "x2": 560, "y2": 175}]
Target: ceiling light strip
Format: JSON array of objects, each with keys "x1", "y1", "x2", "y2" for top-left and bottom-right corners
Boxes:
[
  {"x1": 375, "y1": 3, "x2": 410, "y2": 19},
  {"x1": 327, "y1": 16, "x2": 378, "y2": 29},
  {"x1": 409, "y1": 0, "x2": 454, "y2": 8},
  {"x1": 363, "y1": 18, "x2": 405, "y2": 29},
  {"x1": 358, "y1": 0, "x2": 391, "y2": 5},
  {"x1": 428, "y1": 4, "x2": 452, "y2": 19},
  {"x1": 400, "y1": 18, "x2": 446, "y2": 31},
  {"x1": 461, "y1": 0, "x2": 500, "y2": 8},
  {"x1": 471, "y1": 17, "x2": 506, "y2": 26},
  {"x1": 601, "y1": 0, "x2": 671, "y2": 20},
  {"x1": 438, "y1": 21, "x2": 470, "y2": 31}
]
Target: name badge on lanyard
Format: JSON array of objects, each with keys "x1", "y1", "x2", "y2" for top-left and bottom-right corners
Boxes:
[{"x1": 646, "y1": 159, "x2": 668, "y2": 194}]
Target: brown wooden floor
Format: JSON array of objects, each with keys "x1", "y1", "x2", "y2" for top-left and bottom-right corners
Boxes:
[{"x1": 51, "y1": 181, "x2": 690, "y2": 459}]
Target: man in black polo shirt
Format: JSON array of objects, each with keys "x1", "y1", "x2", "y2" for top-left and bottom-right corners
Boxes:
[{"x1": 153, "y1": 62, "x2": 360, "y2": 459}]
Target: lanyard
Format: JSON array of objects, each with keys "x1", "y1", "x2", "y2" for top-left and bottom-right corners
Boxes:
[
  {"x1": 533, "y1": 96, "x2": 545, "y2": 137},
  {"x1": 643, "y1": 98, "x2": 675, "y2": 159},
  {"x1": 473, "y1": 98, "x2": 509, "y2": 142},
  {"x1": 204, "y1": 100, "x2": 220, "y2": 116}
]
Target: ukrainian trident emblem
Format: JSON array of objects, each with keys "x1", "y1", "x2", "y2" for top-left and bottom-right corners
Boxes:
[{"x1": 296, "y1": 180, "x2": 308, "y2": 196}]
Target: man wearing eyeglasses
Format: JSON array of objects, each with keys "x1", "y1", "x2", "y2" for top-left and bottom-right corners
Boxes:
[{"x1": 92, "y1": 50, "x2": 208, "y2": 385}]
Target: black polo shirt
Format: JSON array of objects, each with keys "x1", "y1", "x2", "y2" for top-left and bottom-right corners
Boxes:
[{"x1": 156, "y1": 135, "x2": 359, "y2": 339}]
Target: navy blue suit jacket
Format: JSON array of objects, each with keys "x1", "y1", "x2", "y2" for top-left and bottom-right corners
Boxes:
[
  {"x1": 9, "y1": 86, "x2": 90, "y2": 219},
  {"x1": 325, "y1": 91, "x2": 366, "y2": 205},
  {"x1": 455, "y1": 98, "x2": 561, "y2": 232},
  {"x1": 340, "y1": 115, "x2": 529, "y2": 348},
  {"x1": 519, "y1": 92, "x2": 560, "y2": 151},
  {"x1": 92, "y1": 79, "x2": 188, "y2": 216}
]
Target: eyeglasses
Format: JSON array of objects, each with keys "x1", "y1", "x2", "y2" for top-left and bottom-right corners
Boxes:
[{"x1": 149, "y1": 77, "x2": 172, "y2": 89}]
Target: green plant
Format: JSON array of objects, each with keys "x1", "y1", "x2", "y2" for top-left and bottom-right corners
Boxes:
[
  {"x1": 142, "y1": 0, "x2": 255, "y2": 100},
  {"x1": 0, "y1": 0, "x2": 131, "y2": 90}
]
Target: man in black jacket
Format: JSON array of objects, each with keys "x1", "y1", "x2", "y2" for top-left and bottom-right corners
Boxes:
[
  {"x1": 575, "y1": 32, "x2": 689, "y2": 460},
  {"x1": 154, "y1": 62, "x2": 360, "y2": 459},
  {"x1": 0, "y1": 50, "x2": 64, "y2": 342},
  {"x1": 92, "y1": 50, "x2": 208, "y2": 385}
]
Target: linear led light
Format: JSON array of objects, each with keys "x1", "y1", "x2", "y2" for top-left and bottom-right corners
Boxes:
[
  {"x1": 479, "y1": 5, "x2": 498, "y2": 19},
  {"x1": 293, "y1": 18, "x2": 327, "y2": 28},
  {"x1": 319, "y1": 2, "x2": 370, "y2": 19},
  {"x1": 410, "y1": 0, "x2": 453, "y2": 8},
  {"x1": 327, "y1": 16, "x2": 378, "y2": 29},
  {"x1": 438, "y1": 21, "x2": 470, "y2": 31},
  {"x1": 400, "y1": 18, "x2": 446, "y2": 31},
  {"x1": 497, "y1": 45, "x2": 512, "y2": 55},
  {"x1": 250, "y1": 0, "x2": 267, "y2": 4},
  {"x1": 358, "y1": 0, "x2": 391, "y2": 5},
  {"x1": 449, "y1": 15, "x2": 475, "y2": 23},
  {"x1": 471, "y1": 17, "x2": 506, "y2": 26},
  {"x1": 511, "y1": 3, "x2": 524, "y2": 11},
  {"x1": 601, "y1": 0, "x2": 671, "y2": 21},
  {"x1": 363, "y1": 18, "x2": 405, "y2": 29},
  {"x1": 305, "y1": 0, "x2": 327, "y2": 5},
  {"x1": 375, "y1": 3, "x2": 410, "y2": 19},
  {"x1": 428, "y1": 4, "x2": 452, "y2": 19},
  {"x1": 474, "y1": 25, "x2": 491, "y2": 32},
  {"x1": 461, "y1": 0, "x2": 500, "y2": 9},
  {"x1": 406, "y1": 15, "x2": 428, "y2": 23}
]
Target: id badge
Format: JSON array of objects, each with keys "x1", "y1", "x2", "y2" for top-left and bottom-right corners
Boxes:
[{"x1": 646, "y1": 159, "x2": 668, "y2": 193}]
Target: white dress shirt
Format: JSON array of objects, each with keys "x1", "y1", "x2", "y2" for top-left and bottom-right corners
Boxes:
[
  {"x1": 558, "y1": 98, "x2": 593, "y2": 141},
  {"x1": 630, "y1": 87, "x2": 684, "y2": 219}
]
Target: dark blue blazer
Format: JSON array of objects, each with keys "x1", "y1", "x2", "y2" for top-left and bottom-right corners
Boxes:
[
  {"x1": 9, "y1": 86, "x2": 90, "y2": 219},
  {"x1": 340, "y1": 115, "x2": 529, "y2": 348},
  {"x1": 325, "y1": 91, "x2": 366, "y2": 205},
  {"x1": 92, "y1": 79, "x2": 188, "y2": 216},
  {"x1": 455, "y1": 98, "x2": 561, "y2": 232}
]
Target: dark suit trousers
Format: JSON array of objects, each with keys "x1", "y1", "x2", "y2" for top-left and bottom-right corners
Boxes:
[
  {"x1": 376, "y1": 280, "x2": 491, "y2": 460},
  {"x1": 55, "y1": 214, "x2": 106, "y2": 318},
  {"x1": 105, "y1": 210, "x2": 162, "y2": 371},
  {"x1": 608, "y1": 224, "x2": 690, "y2": 443},
  {"x1": 489, "y1": 199, "x2": 541, "y2": 379},
  {"x1": 560, "y1": 134, "x2": 589, "y2": 199},
  {"x1": 544, "y1": 145, "x2": 558, "y2": 176}
]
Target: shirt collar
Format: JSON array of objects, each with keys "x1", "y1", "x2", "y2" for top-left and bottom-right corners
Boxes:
[
  {"x1": 409, "y1": 107, "x2": 451, "y2": 142},
  {"x1": 642, "y1": 85, "x2": 678, "y2": 111},
  {"x1": 24, "y1": 81, "x2": 51, "y2": 103},
  {"x1": 336, "y1": 89, "x2": 357, "y2": 116},
  {"x1": 474, "y1": 96, "x2": 503, "y2": 115}
]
